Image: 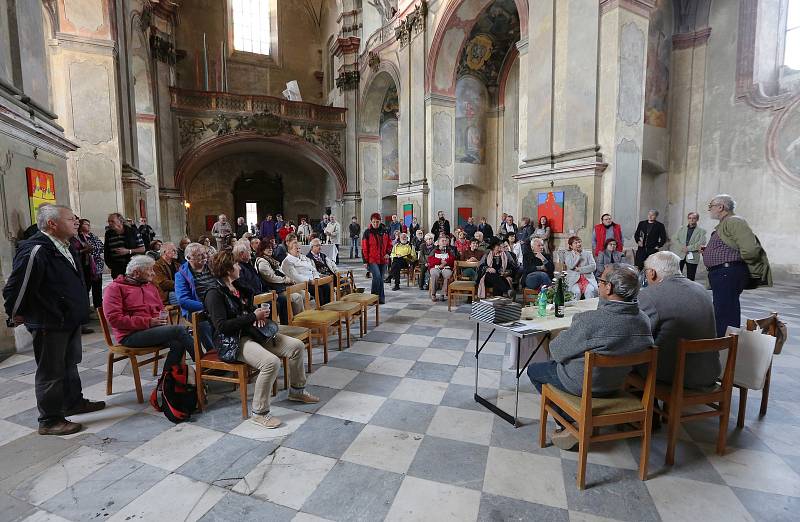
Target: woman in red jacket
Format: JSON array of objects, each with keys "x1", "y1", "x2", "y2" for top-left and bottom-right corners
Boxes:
[
  {"x1": 427, "y1": 235, "x2": 456, "y2": 302},
  {"x1": 361, "y1": 212, "x2": 392, "y2": 304},
  {"x1": 103, "y1": 255, "x2": 194, "y2": 370}
]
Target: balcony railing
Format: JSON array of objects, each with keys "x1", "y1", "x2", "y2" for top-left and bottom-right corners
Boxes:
[{"x1": 169, "y1": 88, "x2": 347, "y2": 127}]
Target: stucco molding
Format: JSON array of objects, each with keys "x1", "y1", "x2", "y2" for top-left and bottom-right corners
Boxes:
[
  {"x1": 672, "y1": 27, "x2": 711, "y2": 50},
  {"x1": 765, "y1": 92, "x2": 800, "y2": 192},
  {"x1": 599, "y1": 0, "x2": 656, "y2": 18}
]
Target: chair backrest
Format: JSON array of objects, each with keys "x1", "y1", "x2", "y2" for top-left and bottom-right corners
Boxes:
[
  {"x1": 96, "y1": 307, "x2": 115, "y2": 348},
  {"x1": 522, "y1": 287, "x2": 540, "y2": 304},
  {"x1": 580, "y1": 347, "x2": 659, "y2": 420},
  {"x1": 165, "y1": 304, "x2": 181, "y2": 325},
  {"x1": 675, "y1": 335, "x2": 738, "y2": 395},
  {"x1": 254, "y1": 291, "x2": 279, "y2": 322},
  {"x1": 312, "y1": 275, "x2": 335, "y2": 308},
  {"x1": 746, "y1": 312, "x2": 778, "y2": 337},
  {"x1": 454, "y1": 260, "x2": 479, "y2": 281},
  {"x1": 285, "y1": 282, "x2": 309, "y2": 323},
  {"x1": 335, "y1": 270, "x2": 355, "y2": 298},
  {"x1": 191, "y1": 312, "x2": 205, "y2": 362}
]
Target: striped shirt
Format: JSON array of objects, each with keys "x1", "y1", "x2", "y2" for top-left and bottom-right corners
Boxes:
[{"x1": 702, "y1": 231, "x2": 742, "y2": 268}]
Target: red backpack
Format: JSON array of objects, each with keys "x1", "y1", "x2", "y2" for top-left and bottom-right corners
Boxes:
[{"x1": 150, "y1": 364, "x2": 197, "y2": 423}]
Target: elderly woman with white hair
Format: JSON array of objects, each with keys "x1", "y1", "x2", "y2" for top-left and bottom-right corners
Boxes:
[
  {"x1": 388, "y1": 232, "x2": 416, "y2": 291},
  {"x1": 103, "y1": 255, "x2": 194, "y2": 370},
  {"x1": 417, "y1": 232, "x2": 437, "y2": 290},
  {"x1": 282, "y1": 237, "x2": 331, "y2": 305},
  {"x1": 521, "y1": 237, "x2": 554, "y2": 291},
  {"x1": 232, "y1": 239, "x2": 263, "y2": 296},
  {"x1": 563, "y1": 236, "x2": 598, "y2": 299}
]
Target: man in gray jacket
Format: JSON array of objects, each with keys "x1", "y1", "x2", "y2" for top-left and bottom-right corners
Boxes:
[
  {"x1": 527, "y1": 263, "x2": 653, "y2": 450},
  {"x1": 637, "y1": 251, "x2": 719, "y2": 388}
]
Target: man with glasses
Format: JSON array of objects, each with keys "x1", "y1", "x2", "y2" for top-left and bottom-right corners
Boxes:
[
  {"x1": 703, "y1": 194, "x2": 771, "y2": 336},
  {"x1": 175, "y1": 242, "x2": 214, "y2": 349},
  {"x1": 670, "y1": 212, "x2": 706, "y2": 281}
]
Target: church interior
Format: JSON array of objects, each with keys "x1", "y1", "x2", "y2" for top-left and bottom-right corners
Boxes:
[{"x1": 0, "y1": 1, "x2": 799, "y2": 520}]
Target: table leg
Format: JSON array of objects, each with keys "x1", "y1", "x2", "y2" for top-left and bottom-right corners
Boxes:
[{"x1": 514, "y1": 337, "x2": 521, "y2": 427}]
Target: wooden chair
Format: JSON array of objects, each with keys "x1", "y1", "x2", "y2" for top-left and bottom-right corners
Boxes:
[
  {"x1": 248, "y1": 292, "x2": 291, "y2": 390},
  {"x1": 400, "y1": 261, "x2": 416, "y2": 286},
  {"x1": 341, "y1": 280, "x2": 380, "y2": 335},
  {"x1": 522, "y1": 287, "x2": 541, "y2": 306},
  {"x1": 335, "y1": 270, "x2": 355, "y2": 299},
  {"x1": 735, "y1": 313, "x2": 780, "y2": 428},
  {"x1": 318, "y1": 276, "x2": 363, "y2": 348},
  {"x1": 626, "y1": 335, "x2": 738, "y2": 465},
  {"x1": 98, "y1": 307, "x2": 165, "y2": 404},
  {"x1": 286, "y1": 281, "x2": 342, "y2": 364},
  {"x1": 540, "y1": 347, "x2": 659, "y2": 489},
  {"x1": 258, "y1": 290, "x2": 314, "y2": 373},
  {"x1": 448, "y1": 261, "x2": 479, "y2": 311}
]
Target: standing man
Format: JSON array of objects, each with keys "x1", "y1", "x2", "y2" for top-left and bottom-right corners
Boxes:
[
  {"x1": 478, "y1": 217, "x2": 493, "y2": 241},
  {"x1": 703, "y1": 194, "x2": 771, "y2": 336},
  {"x1": 235, "y1": 217, "x2": 248, "y2": 239},
  {"x1": 430, "y1": 210, "x2": 451, "y2": 239},
  {"x1": 463, "y1": 216, "x2": 477, "y2": 240},
  {"x1": 633, "y1": 209, "x2": 667, "y2": 269},
  {"x1": 325, "y1": 215, "x2": 342, "y2": 263},
  {"x1": 260, "y1": 214, "x2": 275, "y2": 242},
  {"x1": 137, "y1": 217, "x2": 155, "y2": 248},
  {"x1": 409, "y1": 217, "x2": 421, "y2": 238},
  {"x1": 104, "y1": 213, "x2": 145, "y2": 278},
  {"x1": 592, "y1": 213, "x2": 624, "y2": 257},
  {"x1": 362, "y1": 212, "x2": 392, "y2": 304},
  {"x1": 388, "y1": 215, "x2": 403, "y2": 237},
  {"x1": 670, "y1": 212, "x2": 706, "y2": 281},
  {"x1": 274, "y1": 213, "x2": 285, "y2": 237},
  {"x1": 297, "y1": 217, "x2": 312, "y2": 244},
  {"x1": 349, "y1": 216, "x2": 361, "y2": 258},
  {"x1": 211, "y1": 214, "x2": 233, "y2": 251},
  {"x1": 517, "y1": 217, "x2": 533, "y2": 244},
  {"x1": 4, "y1": 205, "x2": 105, "y2": 436}
]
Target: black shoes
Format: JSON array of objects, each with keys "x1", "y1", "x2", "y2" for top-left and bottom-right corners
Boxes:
[
  {"x1": 39, "y1": 420, "x2": 82, "y2": 436},
  {"x1": 64, "y1": 399, "x2": 106, "y2": 417}
]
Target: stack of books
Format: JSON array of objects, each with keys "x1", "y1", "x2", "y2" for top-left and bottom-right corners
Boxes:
[{"x1": 471, "y1": 297, "x2": 522, "y2": 323}]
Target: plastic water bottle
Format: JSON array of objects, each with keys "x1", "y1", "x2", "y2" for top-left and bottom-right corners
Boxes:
[{"x1": 537, "y1": 286, "x2": 547, "y2": 317}]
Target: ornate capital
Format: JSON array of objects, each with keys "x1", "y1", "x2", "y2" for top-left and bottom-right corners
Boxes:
[
  {"x1": 333, "y1": 36, "x2": 361, "y2": 57},
  {"x1": 394, "y1": 1, "x2": 427, "y2": 48},
  {"x1": 335, "y1": 70, "x2": 361, "y2": 90},
  {"x1": 368, "y1": 51, "x2": 381, "y2": 71}
]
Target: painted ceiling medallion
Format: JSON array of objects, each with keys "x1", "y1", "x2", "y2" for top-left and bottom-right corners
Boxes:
[{"x1": 465, "y1": 34, "x2": 494, "y2": 71}]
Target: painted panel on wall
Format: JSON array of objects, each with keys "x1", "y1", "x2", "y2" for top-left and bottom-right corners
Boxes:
[
  {"x1": 644, "y1": 0, "x2": 670, "y2": 128},
  {"x1": 455, "y1": 75, "x2": 487, "y2": 164},
  {"x1": 457, "y1": 207, "x2": 472, "y2": 228},
  {"x1": 380, "y1": 119, "x2": 399, "y2": 180},
  {"x1": 536, "y1": 191, "x2": 564, "y2": 234},
  {"x1": 403, "y1": 204, "x2": 413, "y2": 228},
  {"x1": 618, "y1": 22, "x2": 646, "y2": 125},
  {"x1": 26, "y1": 168, "x2": 56, "y2": 223}
]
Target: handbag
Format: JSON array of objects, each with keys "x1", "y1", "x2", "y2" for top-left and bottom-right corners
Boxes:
[
  {"x1": 249, "y1": 319, "x2": 279, "y2": 345},
  {"x1": 213, "y1": 329, "x2": 241, "y2": 363}
]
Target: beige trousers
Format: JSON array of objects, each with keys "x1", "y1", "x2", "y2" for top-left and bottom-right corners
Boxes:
[
  {"x1": 429, "y1": 267, "x2": 453, "y2": 297},
  {"x1": 238, "y1": 333, "x2": 306, "y2": 415}
]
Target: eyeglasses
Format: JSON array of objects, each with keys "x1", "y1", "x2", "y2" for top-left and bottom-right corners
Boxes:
[
  {"x1": 707, "y1": 202, "x2": 721, "y2": 209},
  {"x1": 597, "y1": 277, "x2": 609, "y2": 285}
]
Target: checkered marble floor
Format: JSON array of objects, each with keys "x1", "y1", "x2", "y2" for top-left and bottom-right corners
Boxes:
[{"x1": 1, "y1": 264, "x2": 799, "y2": 522}]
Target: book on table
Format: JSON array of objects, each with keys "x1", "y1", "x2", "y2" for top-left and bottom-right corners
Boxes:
[{"x1": 471, "y1": 297, "x2": 522, "y2": 323}]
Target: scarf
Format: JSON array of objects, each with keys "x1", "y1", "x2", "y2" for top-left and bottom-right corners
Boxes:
[{"x1": 477, "y1": 251, "x2": 510, "y2": 299}]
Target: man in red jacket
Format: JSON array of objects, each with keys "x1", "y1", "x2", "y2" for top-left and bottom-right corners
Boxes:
[
  {"x1": 362, "y1": 212, "x2": 392, "y2": 304},
  {"x1": 592, "y1": 213, "x2": 624, "y2": 257}
]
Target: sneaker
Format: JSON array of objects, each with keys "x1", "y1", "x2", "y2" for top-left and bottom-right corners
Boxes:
[
  {"x1": 250, "y1": 413, "x2": 281, "y2": 429},
  {"x1": 64, "y1": 399, "x2": 106, "y2": 417},
  {"x1": 38, "y1": 420, "x2": 82, "y2": 436},
  {"x1": 551, "y1": 427, "x2": 578, "y2": 451},
  {"x1": 288, "y1": 389, "x2": 320, "y2": 404}
]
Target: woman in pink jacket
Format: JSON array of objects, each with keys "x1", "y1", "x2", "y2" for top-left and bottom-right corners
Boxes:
[{"x1": 103, "y1": 255, "x2": 193, "y2": 369}]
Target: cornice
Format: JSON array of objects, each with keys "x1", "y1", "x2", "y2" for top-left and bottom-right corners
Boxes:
[{"x1": 672, "y1": 28, "x2": 711, "y2": 50}]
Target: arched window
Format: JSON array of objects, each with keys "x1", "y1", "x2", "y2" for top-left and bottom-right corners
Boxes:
[
  {"x1": 785, "y1": 0, "x2": 800, "y2": 69},
  {"x1": 231, "y1": 0, "x2": 273, "y2": 55}
]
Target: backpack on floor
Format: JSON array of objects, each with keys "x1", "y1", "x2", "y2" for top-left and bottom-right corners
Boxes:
[{"x1": 150, "y1": 364, "x2": 197, "y2": 423}]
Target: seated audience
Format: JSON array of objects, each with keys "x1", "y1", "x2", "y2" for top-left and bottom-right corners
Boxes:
[
  {"x1": 595, "y1": 238, "x2": 628, "y2": 278},
  {"x1": 199, "y1": 235, "x2": 216, "y2": 256},
  {"x1": 521, "y1": 237, "x2": 554, "y2": 291},
  {"x1": 146, "y1": 240, "x2": 162, "y2": 260},
  {"x1": 427, "y1": 235, "x2": 456, "y2": 302},
  {"x1": 249, "y1": 237, "x2": 261, "y2": 263},
  {"x1": 417, "y1": 233, "x2": 436, "y2": 291},
  {"x1": 307, "y1": 238, "x2": 338, "y2": 277},
  {"x1": 254, "y1": 240, "x2": 304, "y2": 323},
  {"x1": 636, "y1": 251, "x2": 719, "y2": 388},
  {"x1": 564, "y1": 236, "x2": 598, "y2": 299},
  {"x1": 233, "y1": 240, "x2": 263, "y2": 296},
  {"x1": 473, "y1": 230, "x2": 487, "y2": 251},
  {"x1": 204, "y1": 250, "x2": 318, "y2": 429},
  {"x1": 282, "y1": 238, "x2": 331, "y2": 305},
  {"x1": 460, "y1": 237, "x2": 485, "y2": 281},
  {"x1": 153, "y1": 242, "x2": 180, "y2": 305},
  {"x1": 175, "y1": 242, "x2": 214, "y2": 349},
  {"x1": 527, "y1": 264, "x2": 653, "y2": 450},
  {"x1": 103, "y1": 256, "x2": 194, "y2": 370},
  {"x1": 506, "y1": 231, "x2": 522, "y2": 263},
  {"x1": 477, "y1": 236, "x2": 517, "y2": 299},
  {"x1": 454, "y1": 230, "x2": 470, "y2": 255},
  {"x1": 176, "y1": 237, "x2": 190, "y2": 264},
  {"x1": 388, "y1": 232, "x2": 416, "y2": 291},
  {"x1": 411, "y1": 229, "x2": 425, "y2": 251},
  {"x1": 273, "y1": 233, "x2": 295, "y2": 263}
]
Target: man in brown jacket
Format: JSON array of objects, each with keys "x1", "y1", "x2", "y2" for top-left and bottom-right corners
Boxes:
[{"x1": 153, "y1": 242, "x2": 180, "y2": 305}]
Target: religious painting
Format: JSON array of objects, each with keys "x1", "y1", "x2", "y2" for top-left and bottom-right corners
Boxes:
[
  {"x1": 457, "y1": 207, "x2": 472, "y2": 228},
  {"x1": 537, "y1": 191, "x2": 564, "y2": 233},
  {"x1": 455, "y1": 0, "x2": 520, "y2": 87},
  {"x1": 644, "y1": 0, "x2": 670, "y2": 127},
  {"x1": 380, "y1": 118, "x2": 399, "y2": 180},
  {"x1": 465, "y1": 34, "x2": 493, "y2": 71},
  {"x1": 403, "y1": 204, "x2": 413, "y2": 228},
  {"x1": 205, "y1": 215, "x2": 216, "y2": 231},
  {"x1": 455, "y1": 75, "x2": 487, "y2": 164},
  {"x1": 26, "y1": 168, "x2": 56, "y2": 224}
]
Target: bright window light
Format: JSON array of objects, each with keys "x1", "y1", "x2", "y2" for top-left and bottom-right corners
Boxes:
[
  {"x1": 246, "y1": 202, "x2": 259, "y2": 229},
  {"x1": 786, "y1": 0, "x2": 800, "y2": 69},
  {"x1": 232, "y1": 0, "x2": 271, "y2": 55}
]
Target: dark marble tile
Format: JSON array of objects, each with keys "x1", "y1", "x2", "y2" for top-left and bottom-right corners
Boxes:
[
  {"x1": 283, "y1": 414, "x2": 365, "y2": 459},
  {"x1": 370, "y1": 398, "x2": 438, "y2": 435},
  {"x1": 407, "y1": 361, "x2": 457, "y2": 383},
  {"x1": 343, "y1": 372, "x2": 401, "y2": 397},
  {"x1": 731, "y1": 486, "x2": 800, "y2": 522},
  {"x1": 200, "y1": 492, "x2": 295, "y2": 522},
  {"x1": 407, "y1": 435, "x2": 489, "y2": 491},
  {"x1": 177, "y1": 433, "x2": 279, "y2": 487},
  {"x1": 478, "y1": 492, "x2": 569, "y2": 522}
]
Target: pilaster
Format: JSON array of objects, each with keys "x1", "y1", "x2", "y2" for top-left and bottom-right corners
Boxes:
[
  {"x1": 334, "y1": 3, "x2": 363, "y2": 195},
  {"x1": 425, "y1": 93, "x2": 454, "y2": 230}
]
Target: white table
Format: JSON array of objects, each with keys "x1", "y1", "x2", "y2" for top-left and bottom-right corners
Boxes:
[{"x1": 299, "y1": 244, "x2": 338, "y2": 260}]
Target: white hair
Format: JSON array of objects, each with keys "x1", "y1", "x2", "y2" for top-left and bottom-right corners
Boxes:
[
  {"x1": 530, "y1": 237, "x2": 544, "y2": 247},
  {"x1": 644, "y1": 251, "x2": 682, "y2": 279},
  {"x1": 36, "y1": 204, "x2": 71, "y2": 231},
  {"x1": 126, "y1": 255, "x2": 155, "y2": 275},
  {"x1": 424, "y1": 233, "x2": 435, "y2": 241},
  {"x1": 184, "y1": 242, "x2": 205, "y2": 260},
  {"x1": 711, "y1": 194, "x2": 735, "y2": 212},
  {"x1": 232, "y1": 240, "x2": 250, "y2": 258},
  {"x1": 310, "y1": 238, "x2": 322, "y2": 247}
]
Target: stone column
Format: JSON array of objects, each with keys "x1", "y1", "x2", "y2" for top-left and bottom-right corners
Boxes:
[
  {"x1": 596, "y1": 0, "x2": 653, "y2": 240},
  {"x1": 424, "y1": 94, "x2": 454, "y2": 227}
]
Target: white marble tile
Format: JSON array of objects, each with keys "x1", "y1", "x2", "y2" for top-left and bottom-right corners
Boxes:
[
  {"x1": 748, "y1": 422, "x2": 800, "y2": 456},
  {"x1": 306, "y1": 366, "x2": 359, "y2": 389},
  {"x1": 568, "y1": 512, "x2": 624, "y2": 522},
  {"x1": 233, "y1": 447, "x2": 336, "y2": 510},
  {"x1": 229, "y1": 406, "x2": 311, "y2": 441},
  {"x1": 292, "y1": 513, "x2": 334, "y2": 522},
  {"x1": 394, "y1": 309, "x2": 427, "y2": 318},
  {"x1": 450, "y1": 366, "x2": 501, "y2": 389},
  {"x1": 127, "y1": 423, "x2": 223, "y2": 471},
  {"x1": 646, "y1": 475, "x2": 754, "y2": 522},
  {"x1": 465, "y1": 341, "x2": 507, "y2": 356},
  {"x1": 495, "y1": 389, "x2": 540, "y2": 420},
  {"x1": 390, "y1": 378, "x2": 448, "y2": 405},
  {"x1": 82, "y1": 375, "x2": 140, "y2": 402},
  {"x1": 0, "y1": 354, "x2": 34, "y2": 369},
  {"x1": 701, "y1": 444, "x2": 800, "y2": 497},
  {"x1": 426, "y1": 406, "x2": 494, "y2": 446},
  {"x1": 341, "y1": 425, "x2": 423, "y2": 474},
  {"x1": 415, "y1": 317, "x2": 451, "y2": 327},
  {"x1": 347, "y1": 341, "x2": 389, "y2": 356},
  {"x1": 0, "y1": 389, "x2": 38, "y2": 419},
  {"x1": 395, "y1": 334, "x2": 433, "y2": 347},
  {"x1": 483, "y1": 447, "x2": 567, "y2": 509},
  {"x1": 375, "y1": 322, "x2": 412, "y2": 333},
  {"x1": 13, "y1": 372, "x2": 37, "y2": 384},
  {"x1": 20, "y1": 511, "x2": 72, "y2": 522},
  {"x1": 12, "y1": 446, "x2": 117, "y2": 505},
  {"x1": 63, "y1": 405, "x2": 136, "y2": 439},
  {"x1": 108, "y1": 472, "x2": 226, "y2": 522},
  {"x1": 418, "y1": 348, "x2": 463, "y2": 366},
  {"x1": 436, "y1": 328, "x2": 473, "y2": 340},
  {"x1": 385, "y1": 476, "x2": 481, "y2": 522},
  {"x1": 560, "y1": 438, "x2": 638, "y2": 471},
  {"x1": 365, "y1": 357, "x2": 415, "y2": 377},
  {"x1": 317, "y1": 390, "x2": 385, "y2": 424},
  {"x1": 0, "y1": 418, "x2": 34, "y2": 447}
]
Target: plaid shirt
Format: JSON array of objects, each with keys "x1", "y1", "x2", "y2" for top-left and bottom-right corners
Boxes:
[{"x1": 702, "y1": 231, "x2": 742, "y2": 268}]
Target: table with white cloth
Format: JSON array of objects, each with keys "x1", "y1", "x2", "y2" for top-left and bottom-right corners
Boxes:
[
  {"x1": 473, "y1": 297, "x2": 600, "y2": 427},
  {"x1": 299, "y1": 244, "x2": 338, "y2": 260}
]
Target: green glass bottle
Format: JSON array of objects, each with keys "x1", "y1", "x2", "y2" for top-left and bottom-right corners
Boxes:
[{"x1": 554, "y1": 272, "x2": 565, "y2": 318}]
